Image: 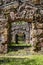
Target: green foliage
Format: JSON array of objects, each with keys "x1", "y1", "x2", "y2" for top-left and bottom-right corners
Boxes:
[
  {"x1": 0, "y1": 56, "x2": 43, "y2": 65},
  {"x1": 9, "y1": 42, "x2": 31, "y2": 46}
]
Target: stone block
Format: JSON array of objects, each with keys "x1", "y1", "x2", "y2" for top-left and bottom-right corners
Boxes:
[
  {"x1": 32, "y1": 0, "x2": 41, "y2": 4},
  {"x1": 31, "y1": 29, "x2": 37, "y2": 38},
  {"x1": 13, "y1": 1, "x2": 19, "y2": 8},
  {"x1": 3, "y1": 44, "x2": 8, "y2": 53},
  {"x1": 26, "y1": 39, "x2": 29, "y2": 44},
  {"x1": 41, "y1": 47, "x2": 43, "y2": 52},
  {"x1": 40, "y1": 42, "x2": 43, "y2": 47},
  {"x1": 32, "y1": 37, "x2": 39, "y2": 46},
  {"x1": 39, "y1": 38, "x2": 43, "y2": 42},
  {"x1": 32, "y1": 23, "x2": 36, "y2": 29},
  {"x1": 36, "y1": 29, "x2": 43, "y2": 35},
  {"x1": 0, "y1": 44, "x2": 3, "y2": 53},
  {"x1": 36, "y1": 22, "x2": 43, "y2": 29}
]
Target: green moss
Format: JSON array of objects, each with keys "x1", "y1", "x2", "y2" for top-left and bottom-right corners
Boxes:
[{"x1": 9, "y1": 42, "x2": 31, "y2": 47}]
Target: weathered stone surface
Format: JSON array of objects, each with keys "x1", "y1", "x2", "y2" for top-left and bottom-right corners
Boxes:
[
  {"x1": 32, "y1": 0, "x2": 41, "y2": 4},
  {"x1": 32, "y1": 23, "x2": 36, "y2": 29},
  {"x1": 40, "y1": 10, "x2": 43, "y2": 15},
  {"x1": 0, "y1": 43, "x2": 8, "y2": 53},
  {"x1": 5, "y1": 1, "x2": 37, "y2": 22},
  {"x1": 36, "y1": 22, "x2": 43, "y2": 29},
  {"x1": 41, "y1": 47, "x2": 43, "y2": 52},
  {"x1": 31, "y1": 29, "x2": 37, "y2": 38},
  {"x1": 39, "y1": 38, "x2": 43, "y2": 42},
  {"x1": 3, "y1": 1, "x2": 19, "y2": 10},
  {"x1": 0, "y1": 0, "x2": 43, "y2": 53},
  {"x1": 3, "y1": 44, "x2": 8, "y2": 53},
  {"x1": 0, "y1": 44, "x2": 3, "y2": 53},
  {"x1": 32, "y1": 37, "x2": 38, "y2": 45},
  {"x1": 36, "y1": 29, "x2": 43, "y2": 35}
]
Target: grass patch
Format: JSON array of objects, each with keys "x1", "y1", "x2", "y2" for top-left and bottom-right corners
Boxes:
[
  {"x1": 0, "y1": 55, "x2": 43, "y2": 65},
  {"x1": 9, "y1": 42, "x2": 31, "y2": 47}
]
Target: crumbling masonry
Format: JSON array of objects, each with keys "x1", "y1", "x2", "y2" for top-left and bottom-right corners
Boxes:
[{"x1": 0, "y1": 0, "x2": 43, "y2": 53}]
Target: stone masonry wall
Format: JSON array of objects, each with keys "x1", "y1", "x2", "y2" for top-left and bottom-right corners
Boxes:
[
  {"x1": 31, "y1": 15, "x2": 43, "y2": 51},
  {"x1": 0, "y1": 0, "x2": 43, "y2": 53},
  {"x1": 0, "y1": 15, "x2": 8, "y2": 53}
]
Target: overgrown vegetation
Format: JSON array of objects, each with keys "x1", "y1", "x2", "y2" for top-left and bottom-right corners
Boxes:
[
  {"x1": 9, "y1": 42, "x2": 32, "y2": 46},
  {"x1": 0, "y1": 55, "x2": 43, "y2": 65}
]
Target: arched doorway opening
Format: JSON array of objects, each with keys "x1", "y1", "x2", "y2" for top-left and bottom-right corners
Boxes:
[
  {"x1": 11, "y1": 21, "x2": 32, "y2": 45},
  {"x1": 15, "y1": 33, "x2": 26, "y2": 44}
]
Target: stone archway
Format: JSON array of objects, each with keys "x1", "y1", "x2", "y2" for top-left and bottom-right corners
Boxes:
[{"x1": 11, "y1": 21, "x2": 32, "y2": 44}]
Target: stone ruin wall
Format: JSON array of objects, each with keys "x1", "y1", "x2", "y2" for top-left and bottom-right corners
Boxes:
[
  {"x1": 0, "y1": 0, "x2": 43, "y2": 53},
  {"x1": 0, "y1": 15, "x2": 8, "y2": 53},
  {"x1": 31, "y1": 14, "x2": 43, "y2": 51}
]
